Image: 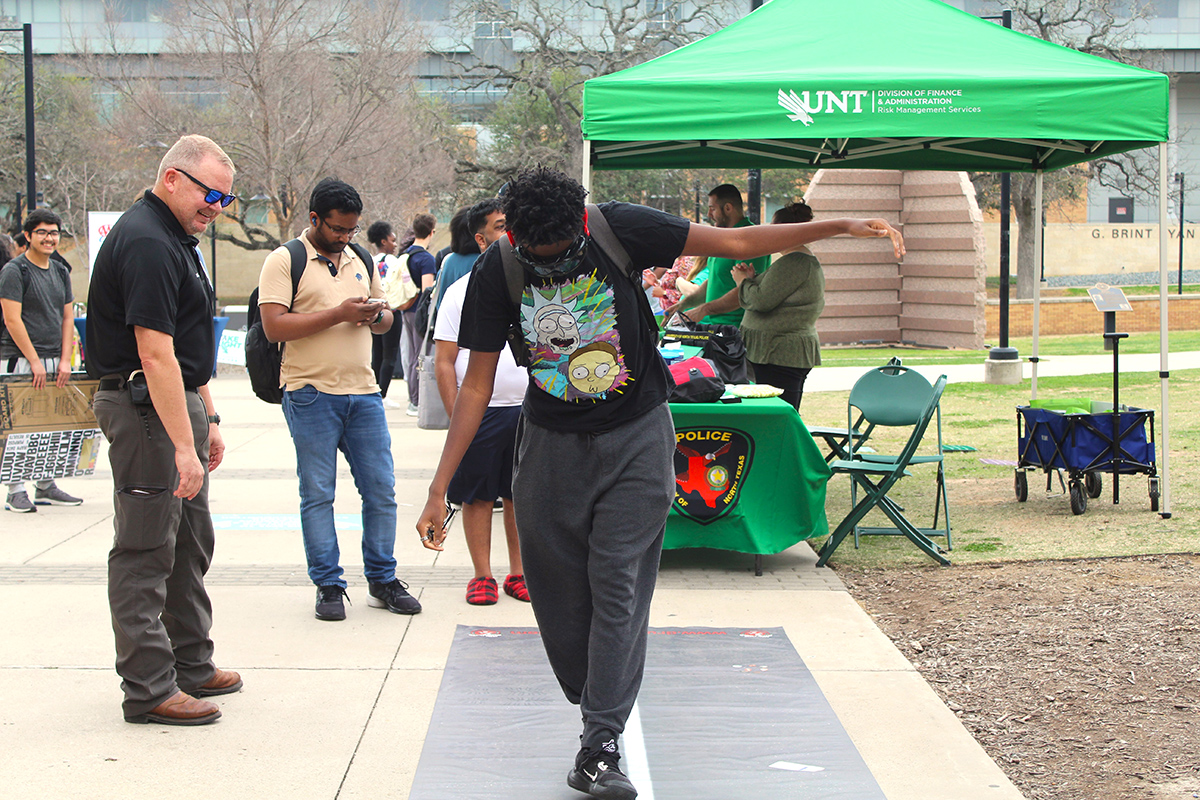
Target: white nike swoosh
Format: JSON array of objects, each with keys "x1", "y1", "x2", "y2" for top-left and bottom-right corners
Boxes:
[{"x1": 584, "y1": 769, "x2": 598, "y2": 781}]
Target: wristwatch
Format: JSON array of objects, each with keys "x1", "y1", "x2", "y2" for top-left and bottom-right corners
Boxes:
[{"x1": 207, "y1": 414, "x2": 221, "y2": 425}]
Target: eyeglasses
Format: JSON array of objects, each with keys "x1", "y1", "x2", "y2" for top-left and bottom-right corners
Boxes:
[
  {"x1": 317, "y1": 217, "x2": 360, "y2": 237},
  {"x1": 175, "y1": 168, "x2": 237, "y2": 208},
  {"x1": 31, "y1": 229, "x2": 60, "y2": 239}
]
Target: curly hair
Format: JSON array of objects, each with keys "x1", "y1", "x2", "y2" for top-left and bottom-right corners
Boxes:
[
  {"x1": 366, "y1": 220, "x2": 392, "y2": 247},
  {"x1": 503, "y1": 166, "x2": 588, "y2": 247}
]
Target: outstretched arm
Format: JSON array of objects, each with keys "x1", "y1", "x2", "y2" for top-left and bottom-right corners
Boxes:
[{"x1": 682, "y1": 218, "x2": 903, "y2": 260}]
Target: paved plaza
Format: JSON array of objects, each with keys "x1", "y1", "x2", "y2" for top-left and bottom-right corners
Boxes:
[{"x1": 12, "y1": 360, "x2": 1165, "y2": 799}]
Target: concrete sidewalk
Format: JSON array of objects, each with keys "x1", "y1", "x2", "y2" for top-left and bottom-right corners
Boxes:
[{"x1": 1, "y1": 374, "x2": 1026, "y2": 800}]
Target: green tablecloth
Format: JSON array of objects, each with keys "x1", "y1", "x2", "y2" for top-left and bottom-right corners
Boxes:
[{"x1": 665, "y1": 397, "x2": 832, "y2": 555}]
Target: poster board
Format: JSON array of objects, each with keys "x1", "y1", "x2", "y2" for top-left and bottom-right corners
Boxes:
[
  {"x1": 87, "y1": 211, "x2": 124, "y2": 279},
  {"x1": 0, "y1": 375, "x2": 102, "y2": 483}
]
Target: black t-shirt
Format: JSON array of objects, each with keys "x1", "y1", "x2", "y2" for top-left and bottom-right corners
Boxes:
[
  {"x1": 459, "y1": 202, "x2": 690, "y2": 433},
  {"x1": 86, "y1": 191, "x2": 216, "y2": 388}
]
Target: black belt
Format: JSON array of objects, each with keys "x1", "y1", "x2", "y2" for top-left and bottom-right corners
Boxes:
[{"x1": 98, "y1": 375, "x2": 198, "y2": 393}]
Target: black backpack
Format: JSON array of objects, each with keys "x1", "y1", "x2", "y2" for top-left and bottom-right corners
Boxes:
[
  {"x1": 496, "y1": 203, "x2": 661, "y2": 367},
  {"x1": 245, "y1": 239, "x2": 374, "y2": 404}
]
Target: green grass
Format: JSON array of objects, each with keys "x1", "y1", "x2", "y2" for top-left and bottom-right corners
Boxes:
[
  {"x1": 1058, "y1": 285, "x2": 1200, "y2": 297},
  {"x1": 819, "y1": 330, "x2": 1200, "y2": 367},
  {"x1": 800, "y1": 368, "x2": 1200, "y2": 570}
]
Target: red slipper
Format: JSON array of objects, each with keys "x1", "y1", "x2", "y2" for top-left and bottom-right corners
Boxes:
[
  {"x1": 503, "y1": 574, "x2": 530, "y2": 602},
  {"x1": 466, "y1": 576, "x2": 498, "y2": 605}
]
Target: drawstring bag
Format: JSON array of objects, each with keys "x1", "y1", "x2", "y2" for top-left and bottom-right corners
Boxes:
[{"x1": 668, "y1": 357, "x2": 726, "y2": 403}]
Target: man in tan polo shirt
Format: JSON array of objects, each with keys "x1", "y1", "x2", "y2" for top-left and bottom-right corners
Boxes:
[{"x1": 257, "y1": 178, "x2": 421, "y2": 621}]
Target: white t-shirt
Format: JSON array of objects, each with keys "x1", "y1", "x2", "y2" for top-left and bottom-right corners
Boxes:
[{"x1": 433, "y1": 272, "x2": 527, "y2": 407}]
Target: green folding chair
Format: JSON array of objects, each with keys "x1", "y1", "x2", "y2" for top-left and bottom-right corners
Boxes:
[
  {"x1": 807, "y1": 357, "x2": 904, "y2": 462},
  {"x1": 816, "y1": 369, "x2": 951, "y2": 567}
]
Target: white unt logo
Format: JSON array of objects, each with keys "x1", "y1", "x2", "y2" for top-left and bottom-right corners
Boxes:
[{"x1": 778, "y1": 89, "x2": 869, "y2": 126}]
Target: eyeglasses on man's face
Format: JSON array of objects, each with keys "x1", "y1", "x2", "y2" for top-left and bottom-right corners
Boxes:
[
  {"x1": 318, "y1": 217, "x2": 360, "y2": 238},
  {"x1": 175, "y1": 168, "x2": 237, "y2": 208},
  {"x1": 31, "y1": 228, "x2": 60, "y2": 239}
]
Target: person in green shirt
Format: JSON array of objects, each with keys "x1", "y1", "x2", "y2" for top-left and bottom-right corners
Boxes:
[{"x1": 666, "y1": 184, "x2": 771, "y2": 325}]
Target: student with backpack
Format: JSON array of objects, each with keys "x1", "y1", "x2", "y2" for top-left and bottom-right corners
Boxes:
[
  {"x1": 257, "y1": 178, "x2": 420, "y2": 623},
  {"x1": 416, "y1": 167, "x2": 904, "y2": 800},
  {"x1": 0, "y1": 208, "x2": 83, "y2": 513}
]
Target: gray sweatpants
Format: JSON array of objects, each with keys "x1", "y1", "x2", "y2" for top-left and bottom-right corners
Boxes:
[
  {"x1": 93, "y1": 387, "x2": 217, "y2": 718},
  {"x1": 512, "y1": 403, "x2": 676, "y2": 751}
]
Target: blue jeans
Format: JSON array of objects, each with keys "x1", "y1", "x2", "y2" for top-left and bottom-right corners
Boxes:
[{"x1": 282, "y1": 386, "x2": 397, "y2": 588}]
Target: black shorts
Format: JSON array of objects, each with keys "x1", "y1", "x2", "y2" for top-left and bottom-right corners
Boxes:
[{"x1": 447, "y1": 405, "x2": 521, "y2": 505}]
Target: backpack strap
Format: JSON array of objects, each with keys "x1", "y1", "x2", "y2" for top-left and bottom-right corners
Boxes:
[
  {"x1": 283, "y1": 239, "x2": 308, "y2": 311},
  {"x1": 348, "y1": 241, "x2": 376, "y2": 283},
  {"x1": 585, "y1": 203, "x2": 663, "y2": 345}
]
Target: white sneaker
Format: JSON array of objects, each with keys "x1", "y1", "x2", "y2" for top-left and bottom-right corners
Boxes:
[
  {"x1": 406, "y1": 403, "x2": 419, "y2": 417},
  {"x1": 383, "y1": 398, "x2": 402, "y2": 410}
]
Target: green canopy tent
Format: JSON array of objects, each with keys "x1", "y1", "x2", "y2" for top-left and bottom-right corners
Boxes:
[{"x1": 581, "y1": 0, "x2": 1174, "y2": 516}]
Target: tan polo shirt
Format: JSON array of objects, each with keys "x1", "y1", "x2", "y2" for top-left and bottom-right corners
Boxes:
[{"x1": 257, "y1": 229, "x2": 384, "y2": 395}]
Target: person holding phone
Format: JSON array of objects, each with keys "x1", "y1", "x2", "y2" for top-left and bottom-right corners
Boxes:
[{"x1": 258, "y1": 178, "x2": 420, "y2": 622}]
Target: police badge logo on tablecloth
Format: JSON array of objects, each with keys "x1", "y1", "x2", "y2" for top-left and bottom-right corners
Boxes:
[{"x1": 672, "y1": 427, "x2": 754, "y2": 524}]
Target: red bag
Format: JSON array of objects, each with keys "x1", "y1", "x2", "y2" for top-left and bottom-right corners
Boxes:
[{"x1": 668, "y1": 357, "x2": 726, "y2": 403}]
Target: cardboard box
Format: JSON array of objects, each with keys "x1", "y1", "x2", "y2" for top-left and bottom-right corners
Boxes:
[{"x1": 0, "y1": 375, "x2": 102, "y2": 483}]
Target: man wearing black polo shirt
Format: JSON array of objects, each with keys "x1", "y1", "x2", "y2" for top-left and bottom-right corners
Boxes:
[
  {"x1": 87, "y1": 134, "x2": 242, "y2": 726},
  {"x1": 417, "y1": 167, "x2": 904, "y2": 799}
]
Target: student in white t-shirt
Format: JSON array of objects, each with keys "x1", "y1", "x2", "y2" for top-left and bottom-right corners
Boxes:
[{"x1": 433, "y1": 268, "x2": 529, "y2": 606}]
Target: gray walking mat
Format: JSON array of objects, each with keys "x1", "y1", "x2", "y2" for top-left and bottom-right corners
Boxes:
[{"x1": 408, "y1": 625, "x2": 886, "y2": 800}]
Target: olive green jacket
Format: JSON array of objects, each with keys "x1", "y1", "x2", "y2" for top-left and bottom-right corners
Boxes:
[{"x1": 737, "y1": 250, "x2": 824, "y2": 368}]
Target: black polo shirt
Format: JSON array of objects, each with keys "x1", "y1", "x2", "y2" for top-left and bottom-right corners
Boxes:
[{"x1": 86, "y1": 191, "x2": 216, "y2": 388}]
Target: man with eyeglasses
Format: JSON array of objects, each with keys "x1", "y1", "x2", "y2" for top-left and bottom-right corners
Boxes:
[
  {"x1": 87, "y1": 134, "x2": 241, "y2": 726},
  {"x1": 417, "y1": 166, "x2": 904, "y2": 800},
  {"x1": 1, "y1": 208, "x2": 83, "y2": 512},
  {"x1": 257, "y1": 178, "x2": 421, "y2": 622}
]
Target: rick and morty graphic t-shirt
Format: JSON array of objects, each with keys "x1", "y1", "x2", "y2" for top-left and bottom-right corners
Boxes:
[{"x1": 458, "y1": 202, "x2": 690, "y2": 433}]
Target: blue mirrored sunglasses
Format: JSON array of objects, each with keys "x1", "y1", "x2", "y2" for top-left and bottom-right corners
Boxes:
[{"x1": 176, "y1": 168, "x2": 237, "y2": 208}]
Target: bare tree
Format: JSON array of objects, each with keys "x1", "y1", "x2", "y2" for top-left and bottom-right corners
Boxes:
[
  {"x1": 972, "y1": 0, "x2": 1152, "y2": 298},
  {"x1": 448, "y1": 0, "x2": 736, "y2": 185},
  {"x1": 75, "y1": 0, "x2": 455, "y2": 251}
]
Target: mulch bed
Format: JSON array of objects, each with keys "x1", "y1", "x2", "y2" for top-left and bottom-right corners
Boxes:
[{"x1": 839, "y1": 554, "x2": 1200, "y2": 800}]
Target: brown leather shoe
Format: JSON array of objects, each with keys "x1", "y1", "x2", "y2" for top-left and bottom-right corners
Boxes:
[
  {"x1": 191, "y1": 668, "x2": 243, "y2": 698},
  {"x1": 125, "y1": 691, "x2": 221, "y2": 726}
]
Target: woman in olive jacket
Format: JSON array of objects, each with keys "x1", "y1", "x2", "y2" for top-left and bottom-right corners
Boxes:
[{"x1": 731, "y1": 201, "x2": 824, "y2": 410}]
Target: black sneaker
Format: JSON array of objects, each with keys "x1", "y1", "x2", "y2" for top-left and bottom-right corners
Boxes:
[
  {"x1": 315, "y1": 585, "x2": 348, "y2": 621},
  {"x1": 567, "y1": 745, "x2": 637, "y2": 799},
  {"x1": 367, "y1": 578, "x2": 422, "y2": 615}
]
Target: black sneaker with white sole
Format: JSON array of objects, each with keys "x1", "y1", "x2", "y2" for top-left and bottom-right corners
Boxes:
[
  {"x1": 567, "y1": 746, "x2": 637, "y2": 800},
  {"x1": 367, "y1": 578, "x2": 422, "y2": 614}
]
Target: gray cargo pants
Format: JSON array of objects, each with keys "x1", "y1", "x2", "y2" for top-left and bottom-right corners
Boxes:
[
  {"x1": 93, "y1": 387, "x2": 217, "y2": 718},
  {"x1": 512, "y1": 403, "x2": 676, "y2": 752}
]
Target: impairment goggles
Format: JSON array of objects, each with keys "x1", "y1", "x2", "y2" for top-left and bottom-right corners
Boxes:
[
  {"x1": 176, "y1": 168, "x2": 238, "y2": 208},
  {"x1": 507, "y1": 209, "x2": 591, "y2": 278}
]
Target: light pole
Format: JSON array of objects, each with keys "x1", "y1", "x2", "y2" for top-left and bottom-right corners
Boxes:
[
  {"x1": 746, "y1": 0, "x2": 763, "y2": 224},
  {"x1": 0, "y1": 24, "x2": 37, "y2": 219}
]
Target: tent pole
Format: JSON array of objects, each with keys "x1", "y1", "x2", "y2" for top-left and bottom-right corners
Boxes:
[
  {"x1": 1158, "y1": 141, "x2": 1172, "y2": 517},
  {"x1": 582, "y1": 140, "x2": 593, "y2": 196},
  {"x1": 1030, "y1": 171, "x2": 1044, "y2": 400}
]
